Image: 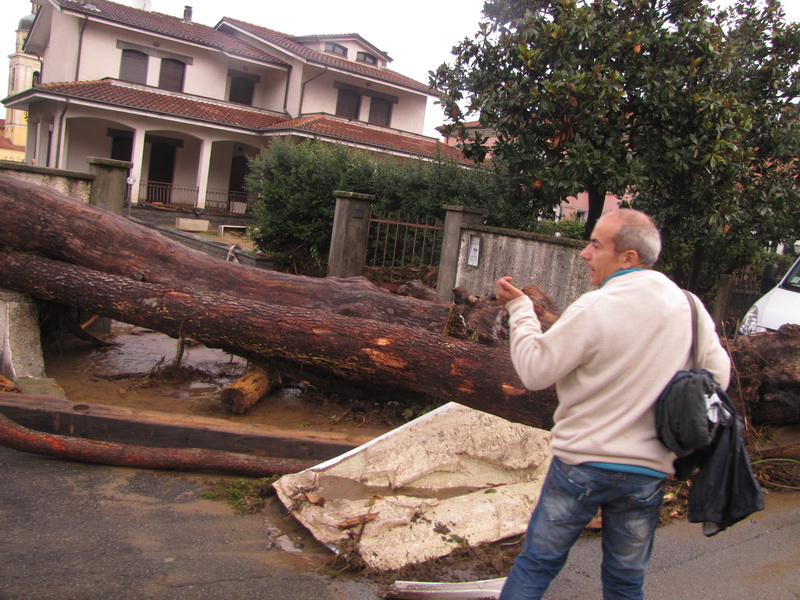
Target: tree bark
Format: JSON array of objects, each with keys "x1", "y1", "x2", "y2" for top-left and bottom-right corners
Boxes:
[
  {"x1": 0, "y1": 175, "x2": 457, "y2": 334},
  {"x1": 0, "y1": 250, "x2": 559, "y2": 429},
  {"x1": 220, "y1": 364, "x2": 279, "y2": 414},
  {"x1": 728, "y1": 324, "x2": 800, "y2": 425},
  {"x1": 0, "y1": 413, "x2": 319, "y2": 476}
]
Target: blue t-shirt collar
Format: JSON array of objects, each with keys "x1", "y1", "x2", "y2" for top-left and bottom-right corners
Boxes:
[{"x1": 601, "y1": 267, "x2": 645, "y2": 287}]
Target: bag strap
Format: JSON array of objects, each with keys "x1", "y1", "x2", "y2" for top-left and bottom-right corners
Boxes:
[{"x1": 683, "y1": 289, "x2": 698, "y2": 367}]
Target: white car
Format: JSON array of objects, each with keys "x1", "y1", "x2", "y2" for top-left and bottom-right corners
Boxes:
[{"x1": 739, "y1": 256, "x2": 800, "y2": 335}]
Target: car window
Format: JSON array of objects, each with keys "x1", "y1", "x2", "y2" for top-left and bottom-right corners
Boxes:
[{"x1": 781, "y1": 260, "x2": 800, "y2": 293}]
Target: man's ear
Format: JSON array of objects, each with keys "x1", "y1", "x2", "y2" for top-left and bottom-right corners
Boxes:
[{"x1": 622, "y1": 249, "x2": 640, "y2": 268}]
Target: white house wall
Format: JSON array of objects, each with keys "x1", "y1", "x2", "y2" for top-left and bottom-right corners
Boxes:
[
  {"x1": 301, "y1": 70, "x2": 427, "y2": 133},
  {"x1": 38, "y1": 9, "x2": 83, "y2": 84}
]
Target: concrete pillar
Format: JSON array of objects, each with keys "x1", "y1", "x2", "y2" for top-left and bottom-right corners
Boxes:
[
  {"x1": 0, "y1": 288, "x2": 46, "y2": 381},
  {"x1": 327, "y1": 190, "x2": 375, "y2": 278},
  {"x1": 88, "y1": 157, "x2": 133, "y2": 215},
  {"x1": 130, "y1": 128, "x2": 146, "y2": 204},
  {"x1": 196, "y1": 139, "x2": 212, "y2": 210},
  {"x1": 436, "y1": 205, "x2": 486, "y2": 302}
]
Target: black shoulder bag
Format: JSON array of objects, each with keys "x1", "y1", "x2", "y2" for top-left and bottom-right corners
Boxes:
[{"x1": 655, "y1": 291, "x2": 731, "y2": 458}]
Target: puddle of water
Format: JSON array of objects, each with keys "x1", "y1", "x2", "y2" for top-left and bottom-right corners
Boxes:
[{"x1": 42, "y1": 321, "x2": 394, "y2": 438}]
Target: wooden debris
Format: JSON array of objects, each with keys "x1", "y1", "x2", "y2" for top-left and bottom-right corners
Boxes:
[
  {"x1": 337, "y1": 512, "x2": 379, "y2": 530},
  {"x1": 220, "y1": 364, "x2": 278, "y2": 414}
]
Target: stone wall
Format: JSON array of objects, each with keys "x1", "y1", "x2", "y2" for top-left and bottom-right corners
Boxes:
[
  {"x1": 454, "y1": 225, "x2": 591, "y2": 310},
  {"x1": 0, "y1": 160, "x2": 94, "y2": 202}
]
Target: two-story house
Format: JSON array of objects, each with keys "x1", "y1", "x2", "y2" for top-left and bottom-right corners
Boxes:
[{"x1": 3, "y1": 0, "x2": 462, "y2": 213}]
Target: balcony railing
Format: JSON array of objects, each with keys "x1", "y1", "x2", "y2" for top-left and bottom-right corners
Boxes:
[{"x1": 138, "y1": 182, "x2": 253, "y2": 214}]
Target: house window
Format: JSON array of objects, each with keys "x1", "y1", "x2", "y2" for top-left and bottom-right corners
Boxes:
[
  {"x1": 32, "y1": 71, "x2": 40, "y2": 86},
  {"x1": 119, "y1": 49, "x2": 148, "y2": 84},
  {"x1": 229, "y1": 77, "x2": 254, "y2": 105},
  {"x1": 325, "y1": 42, "x2": 348, "y2": 58},
  {"x1": 158, "y1": 58, "x2": 185, "y2": 92},
  {"x1": 336, "y1": 88, "x2": 361, "y2": 120},
  {"x1": 108, "y1": 128, "x2": 133, "y2": 162},
  {"x1": 368, "y1": 97, "x2": 392, "y2": 127},
  {"x1": 357, "y1": 52, "x2": 377, "y2": 66}
]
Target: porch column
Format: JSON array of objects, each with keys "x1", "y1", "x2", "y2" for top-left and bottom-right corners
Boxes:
[
  {"x1": 25, "y1": 118, "x2": 39, "y2": 165},
  {"x1": 328, "y1": 191, "x2": 375, "y2": 278},
  {"x1": 129, "y1": 128, "x2": 146, "y2": 204},
  {"x1": 195, "y1": 139, "x2": 212, "y2": 210},
  {"x1": 53, "y1": 111, "x2": 69, "y2": 170},
  {"x1": 436, "y1": 205, "x2": 486, "y2": 302}
]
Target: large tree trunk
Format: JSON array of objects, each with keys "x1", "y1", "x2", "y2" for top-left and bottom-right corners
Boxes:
[
  {"x1": 0, "y1": 250, "x2": 559, "y2": 429},
  {"x1": 1, "y1": 175, "x2": 798, "y2": 431},
  {"x1": 0, "y1": 176, "x2": 456, "y2": 333}
]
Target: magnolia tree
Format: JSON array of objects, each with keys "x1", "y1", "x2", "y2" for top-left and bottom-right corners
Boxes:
[{"x1": 432, "y1": 0, "x2": 800, "y2": 292}]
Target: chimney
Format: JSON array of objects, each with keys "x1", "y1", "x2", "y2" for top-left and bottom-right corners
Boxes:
[{"x1": 183, "y1": 6, "x2": 192, "y2": 24}]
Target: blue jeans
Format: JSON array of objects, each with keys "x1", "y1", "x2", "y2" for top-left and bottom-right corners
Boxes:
[{"x1": 500, "y1": 457, "x2": 665, "y2": 600}]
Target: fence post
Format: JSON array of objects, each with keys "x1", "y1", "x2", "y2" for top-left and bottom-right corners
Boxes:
[
  {"x1": 328, "y1": 190, "x2": 375, "y2": 278},
  {"x1": 87, "y1": 157, "x2": 133, "y2": 215},
  {"x1": 712, "y1": 274, "x2": 734, "y2": 334},
  {"x1": 436, "y1": 205, "x2": 486, "y2": 301}
]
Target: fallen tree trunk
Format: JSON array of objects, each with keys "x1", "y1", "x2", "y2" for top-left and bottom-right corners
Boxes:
[
  {"x1": 0, "y1": 413, "x2": 319, "y2": 476},
  {"x1": 0, "y1": 176, "x2": 458, "y2": 333},
  {"x1": 2, "y1": 175, "x2": 798, "y2": 428},
  {"x1": 0, "y1": 175, "x2": 561, "y2": 340},
  {"x1": 0, "y1": 250, "x2": 559, "y2": 429}
]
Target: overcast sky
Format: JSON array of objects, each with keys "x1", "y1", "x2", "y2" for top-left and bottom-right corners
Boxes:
[{"x1": 2, "y1": 0, "x2": 799, "y2": 139}]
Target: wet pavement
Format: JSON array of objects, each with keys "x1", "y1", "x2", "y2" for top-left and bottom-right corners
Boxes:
[
  {"x1": 2, "y1": 440, "x2": 799, "y2": 599},
  {"x1": 0, "y1": 445, "x2": 382, "y2": 600}
]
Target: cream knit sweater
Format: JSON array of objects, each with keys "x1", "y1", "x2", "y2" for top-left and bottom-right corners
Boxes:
[{"x1": 505, "y1": 269, "x2": 731, "y2": 475}]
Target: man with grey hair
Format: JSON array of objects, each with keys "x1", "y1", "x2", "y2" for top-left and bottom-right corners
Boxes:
[{"x1": 496, "y1": 209, "x2": 730, "y2": 600}]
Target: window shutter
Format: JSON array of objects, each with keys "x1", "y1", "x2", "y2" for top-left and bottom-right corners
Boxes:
[
  {"x1": 158, "y1": 59, "x2": 185, "y2": 92},
  {"x1": 336, "y1": 89, "x2": 360, "y2": 120},
  {"x1": 120, "y1": 50, "x2": 148, "y2": 84},
  {"x1": 368, "y1": 97, "x2": 392, "y2": 127}
]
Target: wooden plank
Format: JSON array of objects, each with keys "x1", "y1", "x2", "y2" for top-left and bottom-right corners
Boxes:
[{"x1": 0, "y1": 393, "x2": 374, "y2": 461}]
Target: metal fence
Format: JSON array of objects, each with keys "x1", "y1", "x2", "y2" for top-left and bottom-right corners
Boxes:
[
  {"x1": 204, "y1": 188, "x2": 253, "y2": 214},
  {"x1": 140, "y1": 181, "x2": 253, "y2": 214},
  {"x1": 140, "y1": 181, "x2": 197, "y2": 209},
  {"x1": 365, "y1": 211, "x2": 443, "y2": 268}
]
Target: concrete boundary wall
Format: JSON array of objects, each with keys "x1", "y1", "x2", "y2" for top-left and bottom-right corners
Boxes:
[
  {"x1": 0, "y1": 160, "x2": 94, "y2": 202},
  {"x1": 0, "y1": 289, "x2": 45, "y2": 381},
  {"x1": 454, "y1": 224, "x2": 591, "y2": 310}
]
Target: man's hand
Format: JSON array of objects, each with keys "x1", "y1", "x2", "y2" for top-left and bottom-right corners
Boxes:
[{"x1": 496, "y1": 276, "x2": 524, "y2": 305}]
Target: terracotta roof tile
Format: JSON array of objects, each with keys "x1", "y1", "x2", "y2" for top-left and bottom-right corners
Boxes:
[
  {"x1": 51, "y1": 1, "x2": 430, "y2": 94},
  {"x1": 53, "y1": 0, "x2": 286, "y2": 65},
  {"x1": 28, "y1": 79, "x2": 287, "y2": 129},
  {"x1": 8, "y1": 80, "x2": 467, "y2": 163},
  {"x1": 0, "y1": 137, "x2": 24, "y2": 152},
  {"x1": 221, "y1": 18, "x2": 432, "y2": 94},
  {"x1": 265, "y1": 114, "x2": 468, "y2": 162}
]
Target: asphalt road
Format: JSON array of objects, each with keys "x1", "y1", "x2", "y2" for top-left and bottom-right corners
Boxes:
[
  {"x1": 1, "y1": 444, "x2": 799, "y2": 600},
  {"x1": 0, "y1": 446, "x2": 382, "y2": 600}
]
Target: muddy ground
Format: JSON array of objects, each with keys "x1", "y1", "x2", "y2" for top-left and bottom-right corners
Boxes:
[{"x1": 38, "y1": 320, "x2": 798, "y2": 590}]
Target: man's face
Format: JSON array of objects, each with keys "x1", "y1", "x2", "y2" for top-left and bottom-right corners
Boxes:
[{"x1": 580, "y1": 215, "x2": 629, "y2": 286}]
